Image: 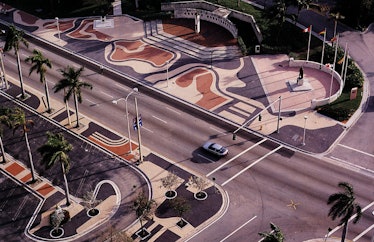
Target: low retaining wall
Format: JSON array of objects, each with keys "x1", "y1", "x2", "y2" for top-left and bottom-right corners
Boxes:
[
  {"x1": 289, "y1": 58, "x2": 343, "y2": 109},
  {"x1": 161, "y1": 0, "x2": 263, "y2": 43},
  {"x1": 174, "y1": 8, "x2": 237, "y2": 38}
]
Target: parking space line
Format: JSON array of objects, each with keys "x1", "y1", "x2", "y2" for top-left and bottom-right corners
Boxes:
[
  {"x1": 206, "y1": 138, "x2": 267, "y2": 177},
  {"x1": 221, "y1": 145, "x2": 282, "y2": 187},
  {"x1": 219, "y1": 215, "x2": 257, "y2": 242},
  {"x1": 338, "y1": 144, "x2": 374, "y2": 158}
]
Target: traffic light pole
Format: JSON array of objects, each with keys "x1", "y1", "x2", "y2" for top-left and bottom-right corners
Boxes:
[
  {"x1": 233, "y1": 96, "x2": 282, "y2": 140},
  {"x1": 135, "y1": 97, "x2": 143, "y2": 163}
]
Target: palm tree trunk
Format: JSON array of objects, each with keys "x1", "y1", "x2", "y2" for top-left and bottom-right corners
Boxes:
[
  {"x1": 341, "y1": 221, "x2": 348, "y2": 242},
  {"x1": 25, "y1": 132, "x2": 36, "y2": 182},
  {"x1": 16, "y1": 51, "x2": 26, "y2": 99},
  {"x1": 61, "y1": 162, "x2": 71, "y2": 206},
  {"x1": 73, "y1": 93, "x2": 80, "y2": 128},
  {"x1": 44, "y1": 79, "x2": 51, "y2": 112},
  {"x1": 0, "y1": 136, "x2": 6, "y2": 163}
]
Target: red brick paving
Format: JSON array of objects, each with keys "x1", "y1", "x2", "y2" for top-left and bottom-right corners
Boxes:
[
  {"x1": 20, "y1": 173, "x2": 32, "y2": 183},
  {"x1": 36, "y1": 183, "x2": 55, "y2": 196},
  {"x1": 5, "y1": 162, "x2": 24, "y2": 176},
  {"x1": 89, "y1": 136, "x2": 137, "y2": 161}
]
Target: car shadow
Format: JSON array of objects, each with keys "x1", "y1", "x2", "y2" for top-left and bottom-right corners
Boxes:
[{"x1": 190, "y1": 147, "x2": 222, "y2": 163}]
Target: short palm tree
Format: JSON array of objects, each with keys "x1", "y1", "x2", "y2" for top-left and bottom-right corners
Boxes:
[
  {"x1": 53, "y1": 66, "x2": 92, "y2": 128},
  {"x1": 11, "y1": 108, "x2": 36, "y2": 182},
  {"x1": 37, "y1": 132, "x2": 73, "y2": 206},
  {"x1": 4, "y1": 25, "x2": 29, "y2": 99},
  {"x1": 25, "y1": 49, "x2": 53, "y2": 112},
  {"x1": 132, "y1": 192, "x2": 157, "y2": 234},
  {"x1": 259, "y1": 222, "x2": 284, "y2": 242},
  {"x1": 0, "y1": 106, "x2": 12, "y2": 163},
  {"x1": 327, "y1": 182, "x2": 362, "y2": 242}
]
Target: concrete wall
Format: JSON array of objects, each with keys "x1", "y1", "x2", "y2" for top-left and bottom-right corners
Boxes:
[
  {"x1": 174, "y1": 8, "x2": 238, "y2": 38},
  {"x1": 161, "y1": 0, "x2": 263, "y2": 43},
  {"x1": 289, "y1": 58, "x2": 344, "y2": 109}
]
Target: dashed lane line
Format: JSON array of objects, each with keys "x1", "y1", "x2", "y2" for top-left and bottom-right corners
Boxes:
[
  {"x1": 219, "y1": 215, "x2": 257, "y2": 242},
  {"x1": 338, "y1": 143, "x2": 374, "y2": 158},
  {"x1": 100, "y1": 91, "x2": 114, "y2": 99},
  {"x1": 152, "y1": 115, "x2": 167, "y2": 124},
  {"x1": 114, "y1": 83, "x2": 130, "y2": 91},
  {"x1": 166, "y1": 106, "x2": 181, "y2": 115}
]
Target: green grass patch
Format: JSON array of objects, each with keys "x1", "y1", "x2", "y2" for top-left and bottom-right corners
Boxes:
[{"x1": 317, "y1": 88, "x2": 362, "y2": 122}]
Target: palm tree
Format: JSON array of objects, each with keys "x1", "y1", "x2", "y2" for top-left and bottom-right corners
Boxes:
[
  {"x1": 37, "y1": 132, "x2": 73, "y2": 206},
  {"x1": 53, "y1": 66, "x2": 92, "y2": 128},
  {"x1": 0, "y1": 106, "x2": 12, "y2": 163},
  {"x1": 4, "y1": 25, "x2": 29, "y2": 99},
  {"x1": 11, "y1": 108, "x2": 36, "y2": 182},
  {"x1": 25, "y1": 49, "x2": 53, "y2": 112},
  {"x1": 327, "y1": 182, "x2": 362, "y2": 242},
  {"x1": 258, "y1": 222, "x2": 284, "y2": 242}
]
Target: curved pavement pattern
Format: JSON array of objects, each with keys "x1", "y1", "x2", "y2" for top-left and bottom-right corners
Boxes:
[{"x1": 0, "y1": 2, "x2": 366, "y2": 241}]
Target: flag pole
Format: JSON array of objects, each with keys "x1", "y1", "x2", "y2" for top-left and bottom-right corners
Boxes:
[
  {"x1": 340, "y1": 42, "x2": 348, "y2": 77},
  {"x1": 329, "y1": 35, "x2": 339, "y2": 99},
  {"x1": 307, "y1": 25, "x2": 312, "y2": 61},
  {"x1": 320, "y1": 28, "x2": 326, "y2": 67}
]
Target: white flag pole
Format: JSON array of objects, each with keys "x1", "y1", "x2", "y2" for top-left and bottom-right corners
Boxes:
[
  {"x1": 320, "y1": 28, "x2": 326, "y2": 67},
  {"x1": 307, "y1": 25, "x2": 312, "y2": 61}
]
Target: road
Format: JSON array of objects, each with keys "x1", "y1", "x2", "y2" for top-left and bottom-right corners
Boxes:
[{"x1": 2, "y1": 36, "x2": 374, "y2": 241}]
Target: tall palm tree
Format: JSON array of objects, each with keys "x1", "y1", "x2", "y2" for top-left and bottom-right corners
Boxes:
[
  {"x1": 53, "y1": 66, "x2": 92, "y2": 128},
  {"x1": 11, "y1": 108, "x2": 36, "y2": 182},
  {"x1": 4, "y1": 25, "x2": 29, "y2": 99},
  {"x1": 38, "y1": 132, "x2": 73, "y2": 206},
  {"x1": 258, "y1": 222, "x2": 285, "y2": 242},
  {"x1": 327, "y1": 182, "x2": 362, "y2": 242},
  {"x1": 25, "y1": 49, "x2": 53, "y2": 112},
  {"x1": 0, "y1": 106, "x2": 12, "y2": 163}
]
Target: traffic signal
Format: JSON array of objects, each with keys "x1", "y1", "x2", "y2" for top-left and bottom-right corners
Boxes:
[
  {"x1": 232, "y1": 133, "x2": 236, "y2": 140},
  {"x1": 258, "y1": 114, "x2": 262, "y2": 121}
]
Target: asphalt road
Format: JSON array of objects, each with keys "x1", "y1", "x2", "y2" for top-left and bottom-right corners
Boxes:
[{"x1": 2, "y1": 37, "x2": 374, "y2": 242}]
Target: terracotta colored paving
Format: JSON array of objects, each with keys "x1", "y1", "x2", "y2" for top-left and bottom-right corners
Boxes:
[
  {"x1": 88, "y1": 136, "x2": 137, "y2": 161},
  {"x1": 43, "y1": 19, "x2": 75, "y2": 32},
  {"x1": 68, "y1": 19, "x2": 112, "y2": 41},
  {"x1": 36, "y1": 183, "x2": 55, "y2": 196},
  {"x1": 20, "y1": 173, "x2": 32, "y2": 183},
  {"x1": 111, "y1": 40, "x2": 173, "y2": 67},
  {"x1": 18, "y1": 11, "x2": 38, "y2": 25},
  {"x1": 5, "y1": 162, "x2": 24, "y2": 176},
  {"x1": 176, "y1": 68, "x2": 227, "y2": 110}
]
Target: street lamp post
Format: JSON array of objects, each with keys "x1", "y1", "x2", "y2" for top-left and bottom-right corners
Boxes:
[
  {"x1": 112, "y1": 87, "x2": 138, "y2": 154},
  {"x1": 166, "y1": 60, "x2": 169, "y2": 88},
  {"x1": 276, "y1": 96, "x2": 282, "y2": 133},
  {"x1": 302, "y1": 116, "x2": 308, "y2": 146},
  {"x1": 0, "y1": 47, "x2": 8, "y2": 89},
  {"x1": 134, "y1": 96, "x2": 143, "y2": 163},
  {"x1": 55, "y1": 17, "x2": 61, "y2": 42}
]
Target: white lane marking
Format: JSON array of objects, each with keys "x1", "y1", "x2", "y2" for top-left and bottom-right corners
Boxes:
[
  {"x1": 141, "y1": 126, "x2": 153, "y2": 133},
  {"x1": 85, "y1": 98, "x2": 95, "y2": 104},
  {"x1": 206, "y1": 138, "x2": 267, "y2": 177},
  {"x1": 166, "y1": 106, "x2": 181, "y2": 115},
  {"x1": 326, "y1": 201, "x2": 374, "y2": 237},
  {"x1": 114, "y1": 83, "x2": 130, "y2": 91},
  {"x1": 197, "y1": 154, "x2": 215, "y2": 163},
  {"x1": 100, "y1": 91, "x2": 113, "y2": 99},
  {"x1": 329, "y1": 156, "x2": 374, "y2": 175},
  {"x1": 152, "y1": 115, "x2": 167, "y2": 124},
  {"x1": 338, "y1": 143, "x2": 374, "y2": 158},
  {"x1": 209, "y1": 126, "x2": 222, "y2": 133},
  {"x1": 353, "y1": 224, "x2": 374, "y2": 241},
  {"x1": 220, "y1": 216, "x2": 257, "y2": 242},
  {"x1": 221, "y1": 145, "x2": 282, "y2": 187}
]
